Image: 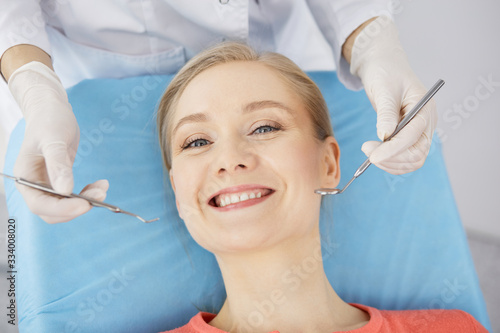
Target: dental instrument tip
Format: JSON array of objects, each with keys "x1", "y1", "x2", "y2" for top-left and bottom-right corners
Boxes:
[
  {"x1": 314, "y1": 188, "x2": 341, "y2": 195},
  {"x1": 314, "y1": 173, "x2": 356, "y2": 195}
]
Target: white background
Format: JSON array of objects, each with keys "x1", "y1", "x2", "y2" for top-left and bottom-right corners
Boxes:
[{"x1": 393, "y1": 0, "x2": 500, "y2": 241}]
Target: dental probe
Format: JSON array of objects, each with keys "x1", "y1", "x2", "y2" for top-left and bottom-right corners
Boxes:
[
  {"x1": 314, "y1": 79, "x2": 445, "y2": 196},
  {"x1": 0, "y1": 172, "x2": 159, "y2": 223}
]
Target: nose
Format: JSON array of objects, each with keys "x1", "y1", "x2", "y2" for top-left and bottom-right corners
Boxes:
[{"x1": 215, "y1": 138, "x2": 257, "y2": 176}]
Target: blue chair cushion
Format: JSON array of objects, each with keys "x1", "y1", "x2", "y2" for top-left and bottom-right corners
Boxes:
[{"x1": 4, "y1": 72, "x2": 491, "y2": 332}]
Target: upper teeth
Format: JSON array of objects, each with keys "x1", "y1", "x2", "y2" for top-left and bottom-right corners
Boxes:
[{"x1": 215, "y1": 190, "x2": 269, "y2": 207}]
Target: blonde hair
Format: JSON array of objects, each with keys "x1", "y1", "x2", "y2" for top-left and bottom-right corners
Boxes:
[{"x1": 157, "y1": 41, "x2": 334, "y2": 172}]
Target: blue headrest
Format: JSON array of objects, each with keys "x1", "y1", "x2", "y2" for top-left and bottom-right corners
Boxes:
[{"x1": 4, "y1": 72, "x2": 491, "y2": 332}]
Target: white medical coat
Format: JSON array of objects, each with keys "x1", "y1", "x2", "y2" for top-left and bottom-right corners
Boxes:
[{"x1": 0, "y1": 0, "x2": 392, "y2": 89}]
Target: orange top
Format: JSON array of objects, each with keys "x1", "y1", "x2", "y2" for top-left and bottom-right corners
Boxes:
[{"x1": 161, "y1": 303, "x2": 488, "y2": 333}]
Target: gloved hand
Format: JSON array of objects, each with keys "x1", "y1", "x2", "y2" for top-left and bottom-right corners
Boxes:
[
  {"x1": 8, "y1": 61, "x2": 109, "y2": 223},
  {"x1": 350, "y1": 15, "x2": 438, "y2": 175}
]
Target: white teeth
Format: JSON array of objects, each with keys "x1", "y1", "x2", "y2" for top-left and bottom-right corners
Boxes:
[
  {"x1": 218, "y1": 191, "x2": 264, "y2": 207},
  {"x1": 230, "y1": 194, "x2": 239, "y2": 204}
]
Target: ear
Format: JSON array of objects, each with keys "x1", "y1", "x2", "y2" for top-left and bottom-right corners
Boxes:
[
  {"x1": 320, "y1": 136, "x2": 341, "y2": 189},
  {"x1": 169, "y1": 169, "x2": 181, "y2": 218}
]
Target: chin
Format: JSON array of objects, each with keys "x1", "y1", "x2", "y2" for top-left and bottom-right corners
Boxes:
[{"x1": 199, "y1": 229, "x2": 279, "y2": 255}]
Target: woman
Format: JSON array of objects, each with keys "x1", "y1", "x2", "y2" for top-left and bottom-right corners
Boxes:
[{"x1": 156, "y1": 42, "x2": 485, "y2": 332}]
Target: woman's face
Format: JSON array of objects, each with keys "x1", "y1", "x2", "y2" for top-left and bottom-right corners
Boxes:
[{"x1": 169, "y1": 61, "x2": 340, "y2": 253}]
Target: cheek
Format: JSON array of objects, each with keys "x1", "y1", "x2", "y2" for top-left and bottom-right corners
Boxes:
[
  {"x1": 172, "y1": 160, "x2": 204, "y2": 221},
  {"x1": 272, "y1": 135, "x2": 321, "y2": 185},
  {"x1": 267, "y1": 136, "x2": 322, "y2": 234},
  {"x1": 273, "y1": 135, "x2": 322, "y2": 214}
]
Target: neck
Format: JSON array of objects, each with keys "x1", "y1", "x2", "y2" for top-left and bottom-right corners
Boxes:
[{"x1": 208, "y1": 227, "x2": 369, "y2": 333}]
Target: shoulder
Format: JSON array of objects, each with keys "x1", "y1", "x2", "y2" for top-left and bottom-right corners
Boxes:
[{"x1": 378, "y1": 307, "x2": 488, "y2": 332}]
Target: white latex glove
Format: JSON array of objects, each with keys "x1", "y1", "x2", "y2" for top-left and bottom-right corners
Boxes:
[
  {"x1": 8, "y1": 61, "x2": 109, "y2": 223},
  {"x1": 350, "y1": 16, "x2": 438, "y2": 175}
]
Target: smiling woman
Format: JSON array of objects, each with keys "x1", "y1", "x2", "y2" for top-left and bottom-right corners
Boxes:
[{"x1": 156, "y1": 42, "x2": 487, "y2": 333}]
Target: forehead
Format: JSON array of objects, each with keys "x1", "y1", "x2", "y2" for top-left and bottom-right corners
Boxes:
[{"x1": 175, "y1": 61, "x2": 301, "y2": 113}]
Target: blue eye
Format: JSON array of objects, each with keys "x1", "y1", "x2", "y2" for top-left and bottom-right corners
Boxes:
[
  {"x1": 253, "y1": 124, "x2": 282, "y2": 135},
  {"x1": 181, "y1": 136, "x2": 209, "y2": 150},
  {"x1": 181, "y1": 123, "x2": 282, "y2": 150}
]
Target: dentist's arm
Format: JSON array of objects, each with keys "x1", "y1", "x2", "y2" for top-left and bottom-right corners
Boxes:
[
  {"x1": 341, "y1": 17, "x2": 377, "y2": 65},
  {"x1": 1, "y1": 44, "x2": 53, "y2": 81},
  {"x1": 342, "y1": 16, "x2": 438, "y2": 175},
  {"x1": 1, "y1": 45, "x2": 109, "y2": 223}
]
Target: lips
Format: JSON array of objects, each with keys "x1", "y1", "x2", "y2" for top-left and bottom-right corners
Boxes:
[{"x1": 207, "y1": 184, "x2": 275, "y2": 207}]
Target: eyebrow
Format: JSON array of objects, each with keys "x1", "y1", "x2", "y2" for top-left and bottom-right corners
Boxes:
[{"x1": 172, "y1": 100, "x2": 294, "y2": 138}]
